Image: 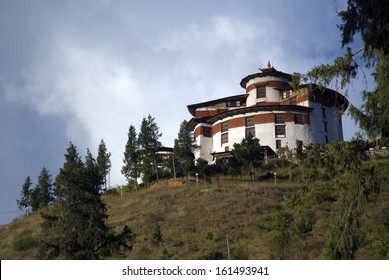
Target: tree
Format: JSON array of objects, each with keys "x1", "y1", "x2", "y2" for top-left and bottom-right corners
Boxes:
[
  {"x1": 290, "y1": 141, "x2": 378, "y2": 259},
  {"x1": 122, "y1": 125, "x2": 140, "y2": 187},
  {"x1": 306, "y1": 1, "x2": 389, "y2": 141},
  {"x1": 28, "y1": 167, "x2": 53, "y2": 212},
  {"x1": 232, "y1": 134, "x2": 262, "y2": 181},
  {"x1": 36, "y1": 167, "x2": 53, "y2": 208},
  {"x1": 40, "y1": 142, "x2": 135, "y2": 259},
  {"x1": 138, "y1": 115, "x2": 162, "y2": 185},
  {"x1": 173, "y1": 120, "x2": 198, "y2": 177},
  {"x1": 300, "y1": 4, "x2": 388, "y2": 258},
  {"x1": 97, "y1": 139, "x2": 111, "y2": 192},
  {"x1": 17, "y1": 176, "x2": 32, "y2": 216}
]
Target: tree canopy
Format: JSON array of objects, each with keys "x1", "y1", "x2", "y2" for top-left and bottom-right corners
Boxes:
[
  {"x1": 173, "y1": 120, "x2": 197, "y2": 177},
  {"x1": 306, "y1": 0, "x2": 389, "y2": 142},
  {"x1": 40, "y1": 142, "x2": 135, "y2": 259}
]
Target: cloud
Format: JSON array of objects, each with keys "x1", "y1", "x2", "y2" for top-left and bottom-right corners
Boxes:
[
  {"x1": 0, "y1": 0, "x2": 366, "y2": 225},
  {"x1": 5, "y1": 42, "x2": 144, "y2": 185},
  {"x1": 152, "y1": 16, "x2": 259, "y2": 53}
]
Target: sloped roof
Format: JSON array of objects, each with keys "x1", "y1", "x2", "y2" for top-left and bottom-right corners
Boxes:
[
  {"x1": 187, "y1": 93, "x2": 247, "y2": 116},
  {"x1": 240, "y1": 67, "x2": 292, "y2": 88}
]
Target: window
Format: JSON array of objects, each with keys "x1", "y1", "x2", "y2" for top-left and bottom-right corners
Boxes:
[
  {"x1": 227, "y1": 101, "x2": 240, "y2": 107},
  {"x1": 275, "y1": 114, "x2": 285, "y2": 124},
  {"x1": 295, "y1": 114, "x2": 304, "y2": 124},
  {"x1": 246, "y1": 116, "x2": 255, "y2": 127},
  {"x1": 291, "y1": 96, "x2": 297, "y2": 105},
  {"x1": 246, "y1": 127, "x2": 255, "y2": 137},
  {"x1": 275, "y1": 125, "x2": 286, "y2": 138},
  {"x1": 221, "y1": 121, "x2": 228, "y2": 133},
  {"x1": 282, "y1": 90, "x2": 292, "y2": 99},
  {"x1": 225, "y1": 146, "x2": 229, "y2": 152},
  {"x1": 203, "y1": 127, "x2": 212, "y2": 137},
  {"x1": 322, "y1": 107, "x2": 326, "y2": 119},
  {"x1": 323, "y1": 121, "x2": 328, "y2": 133},
  {"x1": 221, "y1": 132, "x2": 228, "y2": 144},
  {"x1": 256, "y1": 86, "x2": 266, "y2": 98},
  {"x1": 276, "y1": 140, "x2": 282, "y2": 150}
]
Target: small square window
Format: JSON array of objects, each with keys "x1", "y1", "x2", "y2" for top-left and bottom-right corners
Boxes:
[
  {"x1": 203, "y1": 127, "x2": 212, "y2": 137},
  {"x1": 221, "y1": 133, "x2": 228, "y2": 144},
  {"x1": 246, "y1": 116, "x2": 255, "y2": 127},
  {"x1": 256, "y1": 87, "x2": 266, "y2": 98},
  {"x1": 275, "y1": 114, "x2": 285, "y2": 124},
  {"x1": 245, "y1": 127, "x2": 255, "y2": 137},
  {"x1": 275, "y1": 125, "x2": 286, "y2": 138},
  {"x1": 221, "y1": 121, "x2": 228, "y2": 133},
  {"x1": 276, "y1": 140, "x2": 282, "y2": 149},
  {"x1": 295, "y1": 114, "x2": 304, "y2": 124}
]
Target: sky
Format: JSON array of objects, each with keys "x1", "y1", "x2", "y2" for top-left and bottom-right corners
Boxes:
[{"x1": 0, "y1": 0, "x2": 373, "y2": 225}]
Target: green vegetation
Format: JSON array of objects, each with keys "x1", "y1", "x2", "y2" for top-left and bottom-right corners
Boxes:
[
  {"x1": 39, "y1": 143, "x2": 135, "y2": 259},
  {"x1": 306, "y1": 0, "x2": 389, "y2": 144},
  {"x1": 2, "y1": 154, "x2": 389, "y2": 259}
]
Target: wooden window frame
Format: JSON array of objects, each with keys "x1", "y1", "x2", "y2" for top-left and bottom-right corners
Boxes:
[
  {"x1": 256, "y1": 86, "x2": 266, "y2": 98},
  {"x1": 295, "y1": 114, "x2": 304, "y2": 124},
  {"x1": 275, "y1": 114, "x2": 285, "y2": 124},
  {"x1": 221, "y1": 132, "x2": 228, "y2": 144},
  {"x1": 275, "y1": 125, "x2": 286, "y2": 138},
  {"x1": 221, "y1": 121, "x2": 228, "y2": 133}
]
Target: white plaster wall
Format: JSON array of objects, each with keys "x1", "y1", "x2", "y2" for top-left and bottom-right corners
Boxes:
[
  {"x1": 254, "y1": 123, "x2": 275, "y2": 148},
  {"x1": 307, "y1": 101, "x2": 345, "y2": 144},
  {"x1": 285, "y1": 122, "x2": 314, "y2": 148},
  {"x1": 246, "y1": 90, "x2": 257, "y2": 107},
  {"x1": 195, "y1": 102, "x2": 346, "y2": 163},
  {"x1": 196, "y1": 135, "x2": 213, "y2": 163},
  {"x1": 266, "y1": 87, "x2": 280, "y2": 102}
]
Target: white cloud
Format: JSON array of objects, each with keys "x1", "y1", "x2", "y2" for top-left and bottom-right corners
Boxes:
[
  {"x1": 151, "y1": 16, "x2": 261, "y2": 54},
  {"x1": 5, "y1": 43, "x2": 144, "y2": 185}
]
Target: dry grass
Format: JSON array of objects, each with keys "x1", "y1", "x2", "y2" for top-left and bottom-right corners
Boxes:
[{"x1": 1, "y1": 159, "x2": 389, "y2": 259}]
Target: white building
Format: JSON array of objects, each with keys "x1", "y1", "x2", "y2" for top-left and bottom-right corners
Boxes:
[{"x1": 187, "y1": 66, "x2": 349, "y2": 163}]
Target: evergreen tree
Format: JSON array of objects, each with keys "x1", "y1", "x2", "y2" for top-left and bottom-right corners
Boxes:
[
  {"x1": 40, "y1": 142, "x2": 135, "y2": 259},
  {"x1": 138, "y1": 115, "x2": 162, "y2": 185},
  {"x1": 306, "y1": 1, "x2": 389, "y2": 142},
  {"x1": 97, "y1": 139, "x2": 111, "y2": 192},
  {"x1": 36, "y1": 166, "x2": 53, "y2": 208},
  {"x1": 17, "y1": 176, "x2": 32, "y2": 216},
  {"x1": 27, "y1": 167, "x2": 53, "y2": 212},
  {"x1": 173, "y1": 120, "x2": 197, "y2": 177},
  {"x1": 122, "y1": 125, "x2": 140, "y2": 187}
]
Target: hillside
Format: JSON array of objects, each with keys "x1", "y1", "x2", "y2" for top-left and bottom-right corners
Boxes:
[{"x1": 1, "y1": 159, "x2": 389, "y2": 260}]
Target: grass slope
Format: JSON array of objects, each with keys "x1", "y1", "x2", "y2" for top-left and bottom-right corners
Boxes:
[{"x1": 1, "y1": 159, "x2": 389, "y2": 260}]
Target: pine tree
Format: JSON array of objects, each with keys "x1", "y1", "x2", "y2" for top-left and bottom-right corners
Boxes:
[
  {"x1": 173, "y1": 120, "x2": 197, "y2": 177},
  {"x1": 122, "y1": 125, "x2": 140, "y2": 187},
  {"x1": 306, "y1": 1, "x2": 389, "y2": 142},
  {"x1": 36, "y1": 166, "x2": 53, "y2": 209},
  {"x1": 138, "y1": 115, "x2": 162, "y2": 185},
  {"x1": 97, "y1": 139, "x2": 111, "y2": 192},
  {"x1": 40, "y1": 142, "x2": 135, "y2": 259},
  {"x1": 29, "y1": 167, "x2": 53, "y2": 212},
  {"x1": 17, "y1": 176, "x2": 32, "y2": 216}
]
